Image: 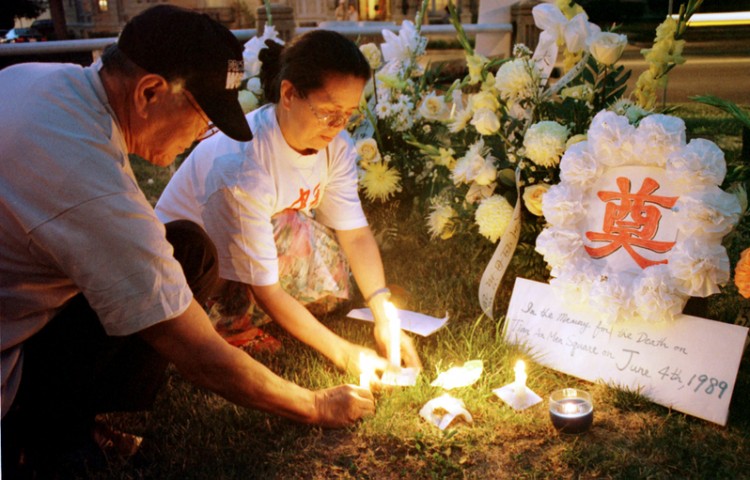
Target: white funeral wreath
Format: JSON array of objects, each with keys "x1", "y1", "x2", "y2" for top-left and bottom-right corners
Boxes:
[{"x1": 536, "y1": 110, "x2": 741, "y2": 324}]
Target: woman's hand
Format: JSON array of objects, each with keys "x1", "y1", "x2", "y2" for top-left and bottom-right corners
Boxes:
[
  {"x1": 373, "y1": 320, "x2": 423, "y2": 370},
  {"x1": 339, "y1": 342, "x2": 389, "y2": 377}
]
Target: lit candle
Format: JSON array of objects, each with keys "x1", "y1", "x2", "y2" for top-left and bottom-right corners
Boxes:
[
  {"x1": 513, "y1": 360, "x2": 527, "y2": 400},
  {"x1": 384, "y1": 301, "x2": 401, "y2": 368},
  {"x1": 549, "y1": 388, "x2": 594, "y2": 434},
  {"x1": 359, "y1": 352, "x2": 375, "y2": 390}
]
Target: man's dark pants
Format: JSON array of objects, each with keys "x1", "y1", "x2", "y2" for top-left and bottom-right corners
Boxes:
[{"x1": 1, "y1": 220, "x2": 218, "y2": 475}]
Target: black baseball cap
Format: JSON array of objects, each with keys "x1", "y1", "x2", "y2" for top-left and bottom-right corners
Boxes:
[{"x1": 118, "y1": 5, "x2": 252, "y2": 141}]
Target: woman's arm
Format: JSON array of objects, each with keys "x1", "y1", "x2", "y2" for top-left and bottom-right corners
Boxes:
[
  {"x1": 336, "y1": 226, "x2": 422, "y2": 369},
  {"x1": 250, "y1": 283, "x2": 388, "y2": 375}
]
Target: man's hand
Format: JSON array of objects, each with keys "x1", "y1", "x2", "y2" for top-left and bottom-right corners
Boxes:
[{"x1": 313, "y1": 385, "x2": 376, "y2": 428}]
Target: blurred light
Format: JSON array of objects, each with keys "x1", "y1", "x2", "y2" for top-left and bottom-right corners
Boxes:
[{"x1": 670, "y1": 12, "x2": 750, "y2": 27}]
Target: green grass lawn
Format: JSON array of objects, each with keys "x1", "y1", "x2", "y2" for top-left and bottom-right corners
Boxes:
[{"x1": 106, "y1": 103, "x2": 750, "y2": 479}]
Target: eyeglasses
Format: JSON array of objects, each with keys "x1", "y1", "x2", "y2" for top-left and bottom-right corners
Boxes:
[
  {"x1": 182, "y1": 91, "x2": 220, "y2": 141},
  {"x1": 303, "y1": 97, "x2": 351, "y2": 129}
]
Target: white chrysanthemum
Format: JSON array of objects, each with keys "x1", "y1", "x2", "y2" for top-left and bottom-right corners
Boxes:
[
  {"x1": 360, "y1": 162, "x2": 402, "y2": 202},
  {"x1": 359, "y1": 42, "x2": 382, "y2": 70},
  {"x1": 494, "y1": 58, "x2": 540, "y2": 102},
  {"x1": 474, "y1": 195, "x2": 514, "y2": 243},
  {"x1": 523, "y1": 121, "x2": 569, "y2": 168},
  {"x1": 427, "y1": 203, "x2": 458, "y2": 239}
]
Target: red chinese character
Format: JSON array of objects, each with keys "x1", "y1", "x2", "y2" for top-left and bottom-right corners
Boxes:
[
  {"x1": 288, "y1": 188, "x2": 311, "y2": 210},
  {"x1": 585, "y1": 177, "x2": 678, "y2": 269}
]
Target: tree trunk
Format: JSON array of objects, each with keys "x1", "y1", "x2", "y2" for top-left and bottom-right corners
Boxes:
[{"x1": 48, "y1": 0, "x2": 68, "y2": 40}]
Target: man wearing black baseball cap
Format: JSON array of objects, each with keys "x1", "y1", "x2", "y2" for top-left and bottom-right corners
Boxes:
[{"x1": 0, "y1": 5, "x2": 374, "y2": 477}]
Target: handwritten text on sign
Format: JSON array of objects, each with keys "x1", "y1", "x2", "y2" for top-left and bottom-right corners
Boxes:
[{"x1": 505, "y1": 278, "x2": 748, "y2": 426}]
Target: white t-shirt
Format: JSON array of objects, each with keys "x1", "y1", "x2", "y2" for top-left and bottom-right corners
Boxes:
[
  {"x1": 156, "y1": 104, "x2": 368, "y2": 286},
  {"x1": 0, "y1": 62, "x2": 193, "y2": 417}
]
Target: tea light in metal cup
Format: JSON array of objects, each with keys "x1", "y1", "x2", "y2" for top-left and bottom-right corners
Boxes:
[{"x1": 549, "y1": 388, "x2": 593, "y2": 434}]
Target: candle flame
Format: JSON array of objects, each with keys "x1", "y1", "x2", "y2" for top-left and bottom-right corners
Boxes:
[
  {"x1": 562, "y1": 402, "x2": 578, "y2": 414},
  {"x1": 514, "y1": 360, "x2": 526, "y2": 374},
  {"x1": 384, "y1": 301, "x2": 401, "y2": 367},
  {"x1": 359, "y1": 352, "x2": 376, "y2": 389}
]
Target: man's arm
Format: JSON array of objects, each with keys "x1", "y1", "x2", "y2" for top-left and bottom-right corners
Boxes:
[{"x1": 138, "y1": 300, "x2": 375, "y2": 427}]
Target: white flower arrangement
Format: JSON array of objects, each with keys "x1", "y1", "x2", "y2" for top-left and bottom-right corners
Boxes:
[{"x1": 536, "y1": 111, "x2": 742, "y2": 324}]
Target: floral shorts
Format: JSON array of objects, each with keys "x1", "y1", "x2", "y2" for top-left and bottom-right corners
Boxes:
[{"x1": 206, "y1": 210, "x2": 352, "y2": 347}]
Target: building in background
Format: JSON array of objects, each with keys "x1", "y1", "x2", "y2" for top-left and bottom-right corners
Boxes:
[{"x1": 57, "y1": 0, "x2": 471, "y2": 38}]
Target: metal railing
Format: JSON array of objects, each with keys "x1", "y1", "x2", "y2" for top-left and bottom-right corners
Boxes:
[{"x1": 0, "y1": 22, "x2": 512, "y2": 59}]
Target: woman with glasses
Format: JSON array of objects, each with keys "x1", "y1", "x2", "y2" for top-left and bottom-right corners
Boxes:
[{"x1": 156, "y1": 30, "x2": 422, "y2": 379}]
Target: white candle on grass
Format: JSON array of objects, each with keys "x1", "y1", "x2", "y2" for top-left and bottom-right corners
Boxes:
[
  {"x1": 514, "y1": 360, "x2": 527, "y2": 401},
  {"x1": 384, "y1": 301, "x2": 401, "y2": 368}
]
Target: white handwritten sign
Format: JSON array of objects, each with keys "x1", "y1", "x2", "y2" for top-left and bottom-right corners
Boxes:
[{"x1": 505, "y1": 278, "x2": 748, "y2": 426}]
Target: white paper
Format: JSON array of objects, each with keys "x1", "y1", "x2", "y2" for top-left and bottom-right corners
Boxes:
[
  {"x1": 493, "y1": 384, "x2": 543, "y2": 411},
  {"x1": 347, "y1": 308, "x2": 448, "y2": 337},
  {"x1": 419, "y1": 394, "x2": 473, "y2": 430},
  {"x1": 504, "y1": 278, "x2": 749, "y2": 426},
  {"x1": 380, "y1": 366, "x2": 419, "y2": 387},
  {"x1": 430, "y1": 360, "x2": 484, "y2": 389}
]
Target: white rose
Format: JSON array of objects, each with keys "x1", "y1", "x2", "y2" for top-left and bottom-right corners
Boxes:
[
  {"x1": 418, "y1": 91, "x2": 449, "y2": 121},
  {"x1": 588, "y1": 31, "x2": 628, "y2": 65},
  {"x1": 470, "y1": 108, "x2": 501, "y2": 136},
  {"x1": 522, "y1": 183, "x2": 550, "y2": 216},
  {"x1": 356, "y1": 138, "x2": 381, "y2": 164}
]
